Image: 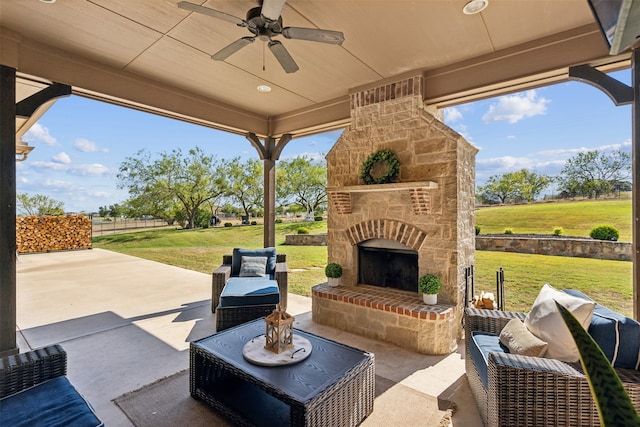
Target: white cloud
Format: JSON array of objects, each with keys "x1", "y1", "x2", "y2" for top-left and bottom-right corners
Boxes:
[
  {"x1": 482, "y1": 90, "x2": 549, "y2": 124},
  {"x1": 30, "y1": 161, "x2": 70, "y2": 172},
  {"x1": 280, "y1": 151, "x2": 326, "y2": 163},
  {"x1": 41, "y1": 179, "x2": 77, "y2": 191},
  {"x1": 28, "y1": 160, "x2": 111, "y2": 176},
  {"x1": 444, "y1": 107, "x2": 463, "y2": 123},
  {"x1": 74, "y1": 138, "x2": 108, "y2": 153},
  {"x1": 23, "y1": 123, "x2": 58, "y2": 146},
  {"x1": 69, "y1": 163, "x2": 110, "y2": 176},
  {"x1": 52, "y1": 152, "x2": 71, "y2": 164},
  {"x1": 537, "y1": 139, "x2": 632, "y2": 158}
]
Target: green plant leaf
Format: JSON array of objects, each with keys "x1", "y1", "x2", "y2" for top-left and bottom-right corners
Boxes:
[{"x1": 555, "y1": 301, "x2": 640, "y2": 426}]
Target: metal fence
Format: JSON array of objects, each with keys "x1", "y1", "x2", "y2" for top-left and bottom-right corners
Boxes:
[{"x1": 92, "y1": 218, "x2": 169, "y2": 236}]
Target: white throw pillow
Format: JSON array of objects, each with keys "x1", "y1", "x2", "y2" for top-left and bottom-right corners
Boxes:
[{"x1": 524, "y1": 283, "x2": 595, "y2": 362}]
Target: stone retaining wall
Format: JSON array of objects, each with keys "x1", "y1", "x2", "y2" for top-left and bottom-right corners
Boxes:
[
  {"x1": 476, "y1": 235, "x2": 631, "y2": 261},
  {"x1": 284, "y1": 233, "x2": 327, "y2": 246},
  {"x1": 286, "y1": 233, "x2": 631, "y2": 262}
]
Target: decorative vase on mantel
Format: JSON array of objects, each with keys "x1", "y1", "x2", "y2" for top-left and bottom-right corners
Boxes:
[{"x1": 325, "y1": 262, "x2": 343, "y2": 287}]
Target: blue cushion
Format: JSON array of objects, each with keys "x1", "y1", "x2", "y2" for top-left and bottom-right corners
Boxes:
[
  {"x1": 564, "y1": 289, "x2": 640, "y2": 369},
  {"x1": 0, "y1": 376, "x2": 103, "y2": 427},
  {"x1": 219, "y1": 277, "x2": 280, "y2": 307},
  {"x1": 469, "y1": 332, "x2": 507, "y2": 389},
  {"x1": 232, "y1": 248, "x2": 277, "y2": 277}
]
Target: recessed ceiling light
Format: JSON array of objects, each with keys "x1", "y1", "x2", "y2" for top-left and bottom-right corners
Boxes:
[
  {"x1": 463, "y1": 0, "x2": 489, "y2": 15},
  {"x1": 39, "y1": 0, "x2": 57, "y2": 3},
  {"x1": 257, "y1": 85, "x2": 272, "y2": 93}
]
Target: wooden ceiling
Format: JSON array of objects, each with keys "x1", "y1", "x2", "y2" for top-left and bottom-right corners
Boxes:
[{"x1": 0, "y1": 0, "x2": 631, "y2": 139}]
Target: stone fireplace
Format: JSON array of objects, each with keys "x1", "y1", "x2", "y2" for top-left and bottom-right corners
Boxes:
[{"x1": 311, "y1": 75, "x2": 478, "y2": 355}]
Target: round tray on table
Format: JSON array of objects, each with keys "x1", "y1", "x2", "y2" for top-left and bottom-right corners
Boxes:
[{"x1": 242, "y1": 334, "x2": 312, "y2": 366}]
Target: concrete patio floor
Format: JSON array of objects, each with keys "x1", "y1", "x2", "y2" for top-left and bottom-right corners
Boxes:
[{"x1": 15, "y1": 248, "x2": 481, "y2": 426}]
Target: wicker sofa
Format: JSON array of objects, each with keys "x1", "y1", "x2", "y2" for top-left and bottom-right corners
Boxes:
[
  {"x1": 465, "y1": 298, "x2": 640, "y2": 426},
  {"x1": 0, "y1": 344, "x2": 103, "y2": 427},
  {"x1": 212, "y1": 247, "x2": 288, "y2": 331}
]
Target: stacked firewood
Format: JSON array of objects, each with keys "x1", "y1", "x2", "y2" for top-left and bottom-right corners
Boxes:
[{"x1": 16, "y1": 215, "x2": 92, "y2": 253}]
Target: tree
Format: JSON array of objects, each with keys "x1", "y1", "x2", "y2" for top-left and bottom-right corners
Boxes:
[
  {"x1": 477, "y1": 173, "x2": 518, "y2": 204},
  {"x1": 556, "y1": 150, "x2": 631, "y2": 199},
  {"x1": 117, "y1": 147, "x2": 227, "y2": 229},
  {"x1": 277, "y1": 156, "x2": 327, "y2": 214},
  {"x1": 16, "y1": 193, "x2": 65, "y2": 216},
  {"x1": 98, "y1": 206, "x2": 110, "y2": 218},
  {"x1": 477, "y1": 169, "x2": 551, "y2": 204},
  {"x1": 222, "y1": 157, "x2": 263, "y2": 220},
  {"x1": 511, "y1": 169, "x2": 553, "y2": 202}
]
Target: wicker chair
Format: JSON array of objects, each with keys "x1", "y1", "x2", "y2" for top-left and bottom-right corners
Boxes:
[
  {"x1": 0, "y1": 344, "x2": 103, "y2": 426},
  {"x1": 465, "y1": 307, "x2": 640, "y2": 426},
  {"x1": 212, "y1": 248, "x2": 288, "y2": 331}
]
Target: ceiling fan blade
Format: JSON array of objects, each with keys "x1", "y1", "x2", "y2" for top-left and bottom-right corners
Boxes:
[
  {"x1": 178, "y1": 1, "x2": 246, "y2": 27},
  {"x1": 260, "y1": 0, "x2": 287, "y2": 21},
  {"x1": 268, "y1": 40, "x2": 299, "y2": 73},
  {"x1": 281, "y1": 27, "x2": 344, "y2": 45},
  {"x1": 212, "y1": 37, "x2": 255, "y2": 61}
]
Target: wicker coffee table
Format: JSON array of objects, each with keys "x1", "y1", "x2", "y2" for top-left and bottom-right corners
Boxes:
[{"x1": 190, "y1": 319, "x2": 375, "y2": 427}]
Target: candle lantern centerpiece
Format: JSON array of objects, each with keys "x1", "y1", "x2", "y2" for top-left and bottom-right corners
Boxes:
[{"x1": 264, "y1": 305, "x2": 295, "y2": 354}]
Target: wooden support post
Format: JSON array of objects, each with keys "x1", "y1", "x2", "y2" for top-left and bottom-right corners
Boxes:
[
  {"x1": 633, "y1": 49, "x2": 640, "y2": 320},
  {"x1": 0, "y1": 65, "x2": 18, "y2": 357},
  {"x1": 246, "y1": 133, "x2": 292, "y2": 248}
]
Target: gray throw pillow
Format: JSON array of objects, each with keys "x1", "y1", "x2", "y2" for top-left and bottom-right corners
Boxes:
[{"x1": 239, "y1": 256, "x2": 268, "y2": 277}]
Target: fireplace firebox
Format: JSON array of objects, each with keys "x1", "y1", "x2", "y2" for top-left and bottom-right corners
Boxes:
[{"x1": 358, "y1": 239, "x2": 418, "y2": 292}]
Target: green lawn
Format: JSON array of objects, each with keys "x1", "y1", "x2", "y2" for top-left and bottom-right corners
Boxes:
[
  {"x1": 93, "y1": 221, "x2": 330, "y2": 294},
  {"x1": 476, "y1": 198, "x2": 631, "y2": 241},
  {"x1": 94, "y1": 199, "x2": 634, "y2": 317}
]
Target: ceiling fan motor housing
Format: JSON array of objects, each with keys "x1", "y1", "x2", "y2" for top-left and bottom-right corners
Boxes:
[{"x1": 246, "y1": 6, "x2": 283, "y2": 40}]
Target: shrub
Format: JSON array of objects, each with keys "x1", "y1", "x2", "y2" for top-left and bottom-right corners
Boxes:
[
  {"x1": 475, "y1": 225, "x2": 481, "y2": 235},
  {"x1": 314, "y1": 216, "x2": 323, "y2": 222},
  {"x1": 553, "y1": 227, "x2": 563, "y2": 236},
  {"x1": 418, "y1": 274, "x2": 442, "y2": 294},
  {"x1": 275, "y1": 218, "x2": 283, "y2": 224},
  {"x1": 297, "y1": 227, "x2": 310, "y2": 234},
  {"x1": 590, "y1": 224, "x2": 619, "y2": 241},
  {"x1": 325, "y1": 262, "x2": 343, "y2": 278},
  {"x1": 224, "y1": 222, "x2": 233, "y2": 227},
  {"x1": 250, "y1": 220, "x2": 257, "y2": 225},
  {"x1": 504, "y1": 228, "x2": 514, "y2": 235}
]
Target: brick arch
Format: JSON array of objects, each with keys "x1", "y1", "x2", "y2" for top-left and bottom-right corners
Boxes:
[{"x1": 346, "y1": 219, "x2": 426, "y2": 251}]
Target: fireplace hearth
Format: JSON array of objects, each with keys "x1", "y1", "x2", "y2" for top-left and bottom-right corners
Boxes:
[{"x1": 358, "y1": 239, "x2": 417, "y2": 292}]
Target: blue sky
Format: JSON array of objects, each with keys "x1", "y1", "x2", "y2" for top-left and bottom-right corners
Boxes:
[{"x1": 20, "y1": 70, "x2": 632, "y2": 213}]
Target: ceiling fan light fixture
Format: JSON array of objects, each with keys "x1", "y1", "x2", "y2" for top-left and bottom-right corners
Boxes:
[
  {"x1": 257, "y1": 85, "x2": 272, "y2": 93},
  {"x1": 463, "y1": 0, "x2": 489, "y2": 15}
]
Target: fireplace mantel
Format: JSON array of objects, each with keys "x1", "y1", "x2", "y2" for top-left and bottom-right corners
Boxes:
[{"x1": 326, "y1": 181, "x2": 438, "y2": 214}]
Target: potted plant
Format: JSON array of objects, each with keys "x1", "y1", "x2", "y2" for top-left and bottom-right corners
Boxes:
[
  {"x1": 418, "y1": 274, "x2": 441, "y2": 304},
  {"x1": 325, "y1": 262, "x2": 343, "y2": 287}
]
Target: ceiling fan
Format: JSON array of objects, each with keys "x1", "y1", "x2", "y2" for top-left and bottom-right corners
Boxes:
[{"x1": 178, "y1": 0, "x2": 344, "y2": 73}]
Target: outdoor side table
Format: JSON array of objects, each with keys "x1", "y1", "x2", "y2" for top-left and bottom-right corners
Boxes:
[{"x1": 190, "y1": 319, "x2": 375, "y2": 427}]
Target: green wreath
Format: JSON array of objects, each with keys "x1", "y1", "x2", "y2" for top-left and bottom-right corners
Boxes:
[{"x1": 360, "y1": 149, "x2": 400, "y2": 185}]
